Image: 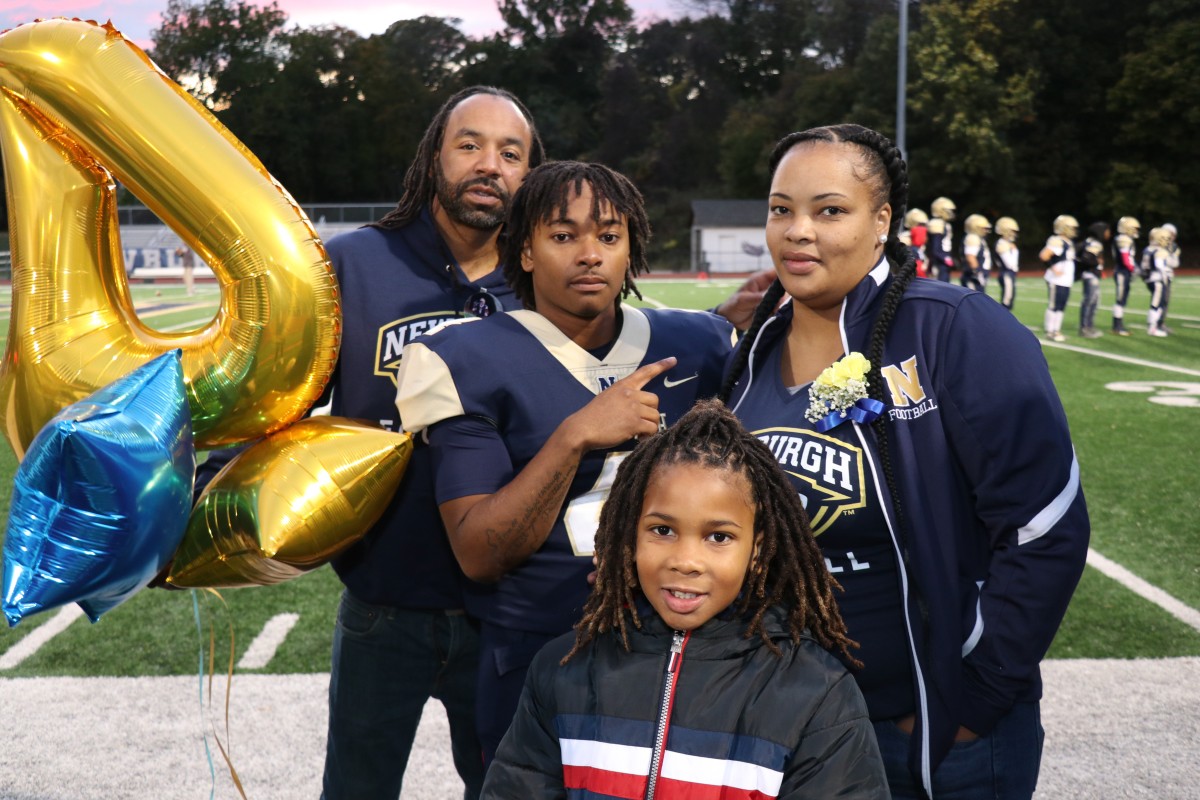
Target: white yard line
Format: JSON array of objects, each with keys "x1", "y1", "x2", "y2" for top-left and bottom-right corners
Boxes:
[
  {"x1": 0, "y1": 604, "x2": 85, "y2": 669},
  {"x1": 1086, "y1": 548, "x2": 1200, "y2": 633},
  {"x1": 1037, "y1": 335, "x2": 1200, "y2": 376},
  {"x1": 236, "y1": 613, "x2": 300, "y2": 670}
]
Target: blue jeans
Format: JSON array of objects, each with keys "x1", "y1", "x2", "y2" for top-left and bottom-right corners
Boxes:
[
  {"x1": 322, "y1": 590, "x2": 484, "y2": 800},
  {"x1": 476, "y1": 623, "x2": 557, "y2": 766},
  {"x1": 874, "y1": 701, "x2": 1044, "y2": 800}
]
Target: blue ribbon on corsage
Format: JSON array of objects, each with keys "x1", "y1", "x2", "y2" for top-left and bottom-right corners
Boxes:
[{"x1": 813, "y1": 397, "x2": 886, "y2": 432}]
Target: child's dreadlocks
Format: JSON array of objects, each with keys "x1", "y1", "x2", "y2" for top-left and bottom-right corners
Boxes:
[{"x1": 563, "y1": 398, "x2": 859, "y2": 667}]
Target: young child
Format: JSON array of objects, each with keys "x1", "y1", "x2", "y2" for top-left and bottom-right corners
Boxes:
[{"x1": 481, "y1": 400, "x2": 888, "y2": 799}]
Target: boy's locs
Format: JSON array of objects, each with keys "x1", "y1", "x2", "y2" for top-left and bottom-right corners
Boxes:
[{"x1": 482, "y1": 400, "x2": 888, "y2": 799}]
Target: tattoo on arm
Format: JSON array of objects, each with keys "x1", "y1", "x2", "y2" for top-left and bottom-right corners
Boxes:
[{"x1": 484, "y1": 467, "x2": 573, "y2": 575}]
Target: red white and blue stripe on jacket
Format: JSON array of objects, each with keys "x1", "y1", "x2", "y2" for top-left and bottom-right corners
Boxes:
[{"x1": 557, "y1": 713, "x2": 791, "y2": 800}]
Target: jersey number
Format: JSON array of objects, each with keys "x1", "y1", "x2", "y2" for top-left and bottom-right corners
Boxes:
[{"x1": 564, "y1": 453, "x2": 629, "y2": 556}]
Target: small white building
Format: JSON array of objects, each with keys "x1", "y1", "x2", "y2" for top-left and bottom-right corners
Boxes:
[{"x1": 690, "y1": 200, "x2": 769, "y2": 273}]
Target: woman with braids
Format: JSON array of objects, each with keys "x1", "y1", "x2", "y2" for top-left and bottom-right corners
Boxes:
[
  {"x1": 720, "y1": 124, "x2": 1090, "y2": 799},
  {"x1": 481, "y1": 400, "x2": 889, "y2": 799}
]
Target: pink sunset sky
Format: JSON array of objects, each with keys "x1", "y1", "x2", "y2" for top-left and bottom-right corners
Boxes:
[{"x1": 1, "y1": 0, "x2": 688, "y2": 48}]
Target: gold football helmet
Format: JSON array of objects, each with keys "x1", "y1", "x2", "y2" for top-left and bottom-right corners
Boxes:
[
  {"x1": 1149, "y1": 226, "x2": 1172, "y2": 248},
  {"x1": 931, "y1": 197, "x2": 957, "y2": 221},
  {"x1": 964, "y1": 214, "x2": 991, "y2": 236},
  {"x1": 994, "y1": 216, "x2": 1019, "y2": 241},
  {"x1": 1052, "y1": 215, "x2": 1079, "y2": 238},
  {"x1": 1116, "y1": 216, "x2": 1141, "y2": 238},
  {"x1": 904, "y1": 208, "x2": 929, "y2": 227}
]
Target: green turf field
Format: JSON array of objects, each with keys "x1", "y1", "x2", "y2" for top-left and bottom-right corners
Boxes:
[{"x1": 0, "y1": 274, "x2": 1197, "y2": 676}]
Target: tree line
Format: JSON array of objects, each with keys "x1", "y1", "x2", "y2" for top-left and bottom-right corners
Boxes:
[{"x1": 11, "y1": 0, "x2": 1199, "y2": 268}]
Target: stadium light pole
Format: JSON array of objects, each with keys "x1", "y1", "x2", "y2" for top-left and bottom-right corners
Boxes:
[{"x1": 896, "y1": 0, "x2": 909, "y2": 161}]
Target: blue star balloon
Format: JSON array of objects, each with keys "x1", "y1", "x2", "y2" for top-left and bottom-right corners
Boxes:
[{"x1": 2, "y1": 350, "x2": 195, "y2": 625}]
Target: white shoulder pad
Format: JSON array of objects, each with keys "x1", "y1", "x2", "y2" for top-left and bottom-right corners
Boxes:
[{"x1": 394, "y1": 342, "x2": 465, "y2": 434}]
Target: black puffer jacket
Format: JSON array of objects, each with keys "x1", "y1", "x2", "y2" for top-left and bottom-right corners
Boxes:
[{"x1": 482, "y1": 606, "x2": 888, "y2": 799}]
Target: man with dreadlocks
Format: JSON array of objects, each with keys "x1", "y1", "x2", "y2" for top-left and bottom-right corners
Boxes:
[
  {"x1": 395, "y1": 161, "x2": 736, "y2": 765},
  {"x1": 482, "y1": 399, "x2": 888, "y2": 798},
  {"x1": 314, "y1": 85, "x2": 544, "y2": 800},
  {"x1": 719, "y1": 124, "x2": 1089, "y2": 799}
]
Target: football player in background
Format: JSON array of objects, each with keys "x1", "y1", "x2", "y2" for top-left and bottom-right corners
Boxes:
[
  {"x1": 1039, "y1": 214, "x2": 1079, "y2": 342},
  {"x1": 902, "y1": 207, "x2": 929, "y2": 277},
  {"x1": 994, "y1": 216, "x2": 1021, "y2": 310},
  {"x1": 1141, "y1": 226, "x2": 1173, "y2": 337},
  {"x1": 927, "y1": 196, "x2": 957, "y2": 282},
  {"x1": 1077, "y1": 222, "x2": 1110, "y2": 338},
  {"x1": 1159, "y1": 222, "x2": 1180, "y2": 334},
  {"x1": 1110, "y1": 216, "x2": 1140, "y2": 336},
  {"x1": 960, "y1": 213, "x2": 992, "y2": 292}
]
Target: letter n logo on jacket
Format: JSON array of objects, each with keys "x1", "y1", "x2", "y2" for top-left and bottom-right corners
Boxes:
[{"x1": 881, "y1": 356, "x2": 926, "y2": 407}]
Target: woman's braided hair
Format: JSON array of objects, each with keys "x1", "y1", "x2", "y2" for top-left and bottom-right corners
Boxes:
[
  {"x1": 562, "y1": 399, "x2": 858, "y2": 666},
  {"x1": 717, "y1": 124, "x2": 919, "y2": 583},
  {"x1": 500, "y1": 161, "x2": 648, "y2": 310}
]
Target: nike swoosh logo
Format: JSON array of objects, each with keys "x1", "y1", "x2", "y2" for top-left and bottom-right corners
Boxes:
[{"x1": 662, "y1": 374, "x2": 699, "y2": 388}]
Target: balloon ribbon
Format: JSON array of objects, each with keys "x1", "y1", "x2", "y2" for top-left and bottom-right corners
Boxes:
[{"x1": 192, "y1": 588, "x2": 247, "y2": 799}]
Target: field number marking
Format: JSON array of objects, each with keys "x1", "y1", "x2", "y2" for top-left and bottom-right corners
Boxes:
[{"x1": 1105, "y1": 381, "x2": 1200, "y2": 407}]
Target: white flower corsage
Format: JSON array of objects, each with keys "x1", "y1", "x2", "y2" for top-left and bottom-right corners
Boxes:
[{"x1": 804, "y1": 352, "x2": 885, "y2": 432}]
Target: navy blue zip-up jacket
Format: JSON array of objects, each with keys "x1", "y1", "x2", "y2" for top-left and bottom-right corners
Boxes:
[
  {"x1": 727, "y1": 262, "x2": 1090, "y2": 795},
  {"x1": 484, "y1": 606, "x2": 888, "y2": 799}
]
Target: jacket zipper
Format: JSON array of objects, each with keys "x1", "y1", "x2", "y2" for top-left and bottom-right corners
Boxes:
[{"x1": 645, "y1": 630, "x2": 688, "y2": 800}]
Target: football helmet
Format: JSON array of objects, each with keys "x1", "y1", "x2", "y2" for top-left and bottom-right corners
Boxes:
[
  {"x1": 1149, "y1": 226, "x2": 1172, "y2": 248},
  {"x1": 1052, "y1": 215, "x2": 1079, "y2": 238},
  {"x1": 964, "y1": 214, "x2": 991, "y2": 236},
  {"x1": 1163, "y1": 222, "x2": 1177, "y2": 242},
  {"x1": 904, "y1": 208, "x2": 929, "y2": 227},
  {"x1": 1116, "y1": 216, "x2": 1141, "y2": 238},
  {"x1": 994, "y1": 216, "x2": 1019, "y2": 241},
  {"x1": 931, "y1": 197, "x2": 957, "y2": 221}
]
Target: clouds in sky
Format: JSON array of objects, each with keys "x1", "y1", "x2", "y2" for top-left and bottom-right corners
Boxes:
[{"x1": 3, "y1": 0, "x2": 684, "y2": 49}]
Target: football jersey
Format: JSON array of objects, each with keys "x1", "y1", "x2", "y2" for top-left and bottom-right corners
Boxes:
[
  {"x1": 995, "y1": 239, "x2": 1019, "y2": 271},
  {"x1": 730, "y1": 341, "x2": 914, "y2": 719},
  {"x1": 1141, "y1": 245, "x2": 1168, "y2": 283},
  {"x1": 396, "y1": 305, "x2": 736, "y2": 634},
  {"x1": 1112, "y1": 233, "x2": 1137, "y2": 272},
  {"x1": 1042, "y1": 235, "x2": 1076, "y2": 287},
  {"x1": 963, "y1": 232, "x2": 992, "y2": 272},
  {"x1": 320, "y1": 209, "x2": 516, "y2": 609},
  {"x1": 927, "y1": 218, "x2": 954, "y2": 264}
]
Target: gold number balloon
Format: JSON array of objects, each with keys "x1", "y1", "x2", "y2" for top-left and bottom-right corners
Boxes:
[
  {"x1": 0, "y1": 18, "x2": 340, "y2": 458},
  {"x1": 167, "y1": 417, "x2": 413, "y2": 588}
]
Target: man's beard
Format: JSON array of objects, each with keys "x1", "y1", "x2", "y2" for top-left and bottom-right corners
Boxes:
[{"x1": 434, "y1": 162, "x2": 511, "y2": 231}]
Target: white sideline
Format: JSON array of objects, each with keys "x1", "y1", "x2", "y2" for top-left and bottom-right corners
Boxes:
[
  {"x1": 1087, "y1": 549, "x2": 1200, "y2": 633},
  {"x1": 0, "y1": 604, "x2": 84, "y2": 669}
]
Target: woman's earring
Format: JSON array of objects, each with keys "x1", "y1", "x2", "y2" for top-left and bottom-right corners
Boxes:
[{"x1": 879, "y1": 234, "x2": 888, "y2": 243}]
